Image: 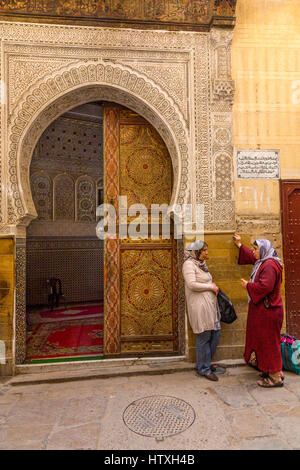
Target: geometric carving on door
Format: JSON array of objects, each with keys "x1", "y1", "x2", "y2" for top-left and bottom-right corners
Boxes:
[
  {"x1": 120, "y1": 123, "x2": 172, "y2": 209},
  {"x1": 103, "y1": 106, "x2": 120, "y2": 355},
  {"x1": 103, "y1": 105, "x2": 178, "y2": 356},
  {"x1": 121, "y1": 249, "x2": 172, "y2": 337},
  {"x1": 119, "y1": 108, "x2": 177, "y2": 354}
]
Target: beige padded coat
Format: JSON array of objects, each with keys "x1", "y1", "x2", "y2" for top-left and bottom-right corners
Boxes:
[{"x1": 182, "y1": 259, "x2": 220, "y2": 334}]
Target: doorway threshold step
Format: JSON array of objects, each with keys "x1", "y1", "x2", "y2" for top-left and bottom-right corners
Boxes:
[
  {"x1": 10, "y1": 357, "x2": 245, "y2": 386},
  {"x1": 15, "y1": 355, "x2": 186, "y2": 375}
]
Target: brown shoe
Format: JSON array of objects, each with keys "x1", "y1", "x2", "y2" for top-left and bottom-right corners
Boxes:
[{"x1": 204, "y1": 371, "x2": 219, "y2": 381}]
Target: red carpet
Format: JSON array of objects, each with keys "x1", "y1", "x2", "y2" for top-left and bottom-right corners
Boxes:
[
  {"x1": 39, "y1": 304, "x2": 103, "y2": 320},
  {"x1": 26, "y1": 316, "x2": 103, "y2": 360}
]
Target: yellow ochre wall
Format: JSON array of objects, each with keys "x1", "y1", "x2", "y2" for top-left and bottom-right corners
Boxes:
[
  {"x1": 232, "y1": 0, "x2": 300, "y2": 328},
  {"x1": 189, "y1": 0, "x2": 300, "y2": 362},
  {"x1": 233, "y1": 0, "x2": 300, "y2": 213}
]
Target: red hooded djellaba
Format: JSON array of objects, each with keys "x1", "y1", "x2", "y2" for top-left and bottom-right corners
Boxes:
[{"x1": 234, "y1": 235, "x2": 284, "y2": 387}]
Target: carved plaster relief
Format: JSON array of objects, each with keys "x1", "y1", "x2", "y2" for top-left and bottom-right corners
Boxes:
[
  {"x1": 0, "y1": 21, "x2": 235, "y2": 233},
  {"x1": 8, "y1": 58, "x2": 74, "y2": 111},
  {"x1": 76, "y1": 176, "x2": 96, "y2": 222},
  {"x1": 6, "y1": 60, "x2": 189, "y2": 226},
  {"x1": 7, "y1": 51, "x2": 190, "y2": 118},
  {"x1": 209, "y1": 28, "x2": 235, "y2": 230},
  {"x1": 129, "y1": 62, "x2": 189, "y2": 121},
  {"x1": 210, "y1": 28, "x2": 235, "y2": 109},
  {"x1": 30, "y1": 171, "x2": 53, "y2": 220}
]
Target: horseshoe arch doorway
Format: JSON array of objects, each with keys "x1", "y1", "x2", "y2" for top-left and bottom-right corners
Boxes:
[{"x1": 25, "y1": 101, "x2": 180, "y2": 363}]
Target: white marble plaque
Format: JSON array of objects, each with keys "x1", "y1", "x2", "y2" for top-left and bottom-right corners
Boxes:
[{"x1": 237, "y1": 150, "x2": 280, "y2": 179}]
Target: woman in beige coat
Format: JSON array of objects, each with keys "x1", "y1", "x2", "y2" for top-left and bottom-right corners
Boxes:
[{"x1": 183, "y1": 240, "x2": 223, "y2": 381}]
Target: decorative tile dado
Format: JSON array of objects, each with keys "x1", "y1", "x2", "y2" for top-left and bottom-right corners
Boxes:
[
  {"x1": 15, "y1": 238, "x2": 26, "y2": 365},
  {"x1": 26, "y1": 237, "x2": 104, "y2": 308}
]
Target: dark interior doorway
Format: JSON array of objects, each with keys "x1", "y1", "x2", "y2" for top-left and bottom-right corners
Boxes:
[{"x1": 26, "y1": 102, "x2": 104, "y2": 363}]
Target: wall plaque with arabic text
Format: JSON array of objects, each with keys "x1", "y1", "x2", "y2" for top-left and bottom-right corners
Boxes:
[{"x1": 237, "y1": 150, "x2": 280, "y2": 179}]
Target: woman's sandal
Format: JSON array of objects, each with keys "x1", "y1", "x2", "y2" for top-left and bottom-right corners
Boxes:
[
  {"x1": 259, "y1": 372, "x2": 285, "y2": 381},
  {"x1": 257, "y1": 376, "x2": 284, "y2": 388}
]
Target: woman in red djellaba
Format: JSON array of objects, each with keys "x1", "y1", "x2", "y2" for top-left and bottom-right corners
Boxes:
[{"x1": 233, "y1": 234, "x2": 284, "y2": 387}]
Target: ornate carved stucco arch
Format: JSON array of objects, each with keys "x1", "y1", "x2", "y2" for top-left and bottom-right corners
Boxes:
[{"x1": 7, "y1": 59, "x2": 190, "y2": 227}]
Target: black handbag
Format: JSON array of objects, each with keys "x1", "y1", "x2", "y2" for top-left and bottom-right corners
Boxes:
[{"x1": 217, "y1": 289, "x2": 237, "y2": 324}]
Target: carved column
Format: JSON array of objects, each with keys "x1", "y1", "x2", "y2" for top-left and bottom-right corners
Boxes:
[{"x1": 209, "y1": 28, "x2": 235, "y2": 231}]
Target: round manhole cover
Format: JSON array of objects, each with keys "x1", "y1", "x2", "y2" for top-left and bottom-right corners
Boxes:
[{"x1": 123, "y1": 395, "x2": 196, "y2": 438}]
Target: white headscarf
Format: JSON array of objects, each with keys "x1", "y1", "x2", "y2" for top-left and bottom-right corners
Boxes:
[{"x1": 184, "y1": 241, "x2": 209, "y2": 272}]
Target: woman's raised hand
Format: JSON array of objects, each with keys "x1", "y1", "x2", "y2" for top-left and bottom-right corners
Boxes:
[{"x1": 233, "y1": 233, "x2": 242, "y2": 248}]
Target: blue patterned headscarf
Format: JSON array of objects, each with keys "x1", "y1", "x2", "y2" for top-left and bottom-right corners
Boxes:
[{"x1": 250, "y1": 239, "x2": 282, "y2": 283}]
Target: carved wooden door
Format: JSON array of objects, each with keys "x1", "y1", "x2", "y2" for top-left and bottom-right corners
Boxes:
[
  {"x1": 280, "y1": 181, "x2": 300, "y2": 337},
  {"x1": 103, "y1": 104, "x2": 178, "y2": 356}
]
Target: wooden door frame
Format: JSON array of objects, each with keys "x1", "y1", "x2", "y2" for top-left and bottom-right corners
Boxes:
[
  {"x1": 103, "y1": 103, "x2": 183, "y2": 357},
  {"x1": 280, "y1": 179, "x2": 300, "y2": 334}
]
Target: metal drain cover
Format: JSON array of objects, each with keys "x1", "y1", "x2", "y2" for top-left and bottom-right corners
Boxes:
[{"x1": 123, "y1": 395, "x2": 196, "y2": 438}]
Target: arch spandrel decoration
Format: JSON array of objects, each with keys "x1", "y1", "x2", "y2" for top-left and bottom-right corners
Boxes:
[{"x1": 7, "y1": 60, "x2": 190, "y2": 227}]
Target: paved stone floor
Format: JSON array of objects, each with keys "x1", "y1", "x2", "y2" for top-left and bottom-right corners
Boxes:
[{"x1": 0, "y1": 366, "x2": 300, "y2": 450}]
